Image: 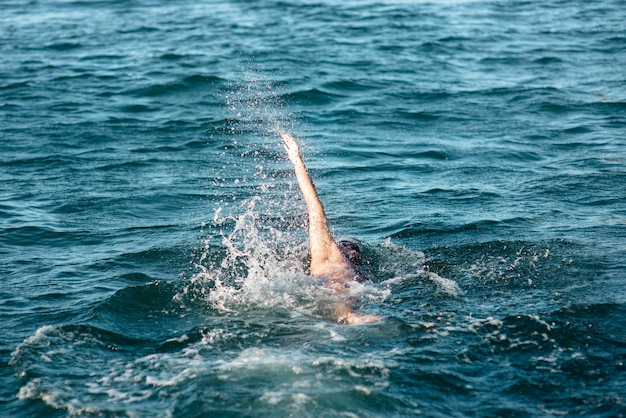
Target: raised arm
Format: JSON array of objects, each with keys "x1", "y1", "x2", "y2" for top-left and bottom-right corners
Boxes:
[
  {"x1": 281, "y1": 133, "x2": 354, "y2": 281},
  {"x1": 281, "y1": 133, "x2": 381, "y2": 324}
]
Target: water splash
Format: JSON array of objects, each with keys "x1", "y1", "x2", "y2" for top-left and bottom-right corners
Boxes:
[
  {"x1": 376, "y1": 239, "x2": 461, "y2": 297},
  {"x1": 184, "y1": 68, "x2": 387, "y2": 318},
  {"x1": 185, "y1": 68, "x2": 459, "y2": 318},
  {"x1": 184, "y1": 197, "x2": 323, "y2": 314},
  {"x1": 223, "y1": 65, "x2": 296, "y2": 142}
]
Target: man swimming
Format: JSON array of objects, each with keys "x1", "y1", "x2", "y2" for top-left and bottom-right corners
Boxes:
[{"x1": 281, "y1": 133, "x2": 381, "y2": 324}]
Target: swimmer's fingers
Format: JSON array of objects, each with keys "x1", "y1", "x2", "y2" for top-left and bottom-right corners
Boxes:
[
  {"x1": 280, "y1": 132, "x2": 297, "y2": 145},
  {"x1": 280, "y1": 133, "x2": 301, "y2": 159}
]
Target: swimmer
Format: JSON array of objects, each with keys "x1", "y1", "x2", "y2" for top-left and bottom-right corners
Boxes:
[{"x1": 281, "y1": 133, "x2": 381, "y2": 324}]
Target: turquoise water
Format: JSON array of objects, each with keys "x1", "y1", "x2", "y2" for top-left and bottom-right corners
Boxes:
[{"x1": 2, "y1": 0, "x2": 626, "y2": 416}]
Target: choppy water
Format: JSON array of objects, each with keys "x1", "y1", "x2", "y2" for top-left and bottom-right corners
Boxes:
[{"x1": 2, "y1": 0, "x2": 626, "y2": 416}]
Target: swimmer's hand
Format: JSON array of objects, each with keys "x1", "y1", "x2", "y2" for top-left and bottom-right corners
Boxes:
[
  {"x1": 338, "y1": 312, "x2": 383, "y2": 325},
  {"x1": 280, "y1": 133, "x2": 301, "y2": 162},
  {"x1": 334, "y1": 300, "x2": 382, "y2": 325}
]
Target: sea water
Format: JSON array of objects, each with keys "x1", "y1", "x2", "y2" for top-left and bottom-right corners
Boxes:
[{"x1": 1, "y1": 0, "x2": 625, "y2": 416}]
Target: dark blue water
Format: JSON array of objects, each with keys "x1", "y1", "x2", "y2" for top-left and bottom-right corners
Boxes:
[{"x1": 2, "y1": 0, "x2": 626, "y2": 416}]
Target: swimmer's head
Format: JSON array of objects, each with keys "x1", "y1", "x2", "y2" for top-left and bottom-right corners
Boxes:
[{"x1": 339, "y1": 240, "x2": 361, "y2": 264}]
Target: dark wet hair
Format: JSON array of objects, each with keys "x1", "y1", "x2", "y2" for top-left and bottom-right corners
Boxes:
[
  {"x1": 339, "y1": 240, "x2": 371, "y2": 283},
  {"x1": 339, "y1": 240, "x2": 361, "y2": 264}
]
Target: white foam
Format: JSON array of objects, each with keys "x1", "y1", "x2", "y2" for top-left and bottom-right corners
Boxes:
[
  {"x1": 12, "y1": 323, "x2": 396, "y2": 417},
  {"x1": 183, "y1": 197, "x2": 391, "y2": 324},
  {"x1": 377, "y1": 239, "x2": 461, "y2": 298},
  {"x1": 219, "y1": 347, "x2": 308, "y2": 372},
  {"x1": 18, "y1": 377, "x2": 102, "y2": 416},
  {"x1": 16, "y1": 380, "x2": 40, "y2": 400},
  {"x1": 354, "y1": 384, "x2": 371, "y2": 395},
  {"x1": 426, "y1": 271, "x2": 462, "y2": 297}
]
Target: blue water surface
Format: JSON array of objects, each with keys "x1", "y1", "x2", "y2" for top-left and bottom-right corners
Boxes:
[{"x1": 1, "y1": 0, "x2": 625, "y2": 416}]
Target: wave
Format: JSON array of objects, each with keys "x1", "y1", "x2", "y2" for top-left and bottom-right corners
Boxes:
[
  {"x1": 44, "y1": 42, "x2": 82, "y2": 51},
  {"x1": 281, "y1": 87, "x2": 344, "y2": 106},
  {"x1": 388, "y1": 217, "x2": 536, "y2": 240},
  {"x1": 120, "y1": 75, "x2": 223, "y2": 98},
  {"x1": 10, "y1": 319, "x2": 399, "y2": 417},
  {"x1": 0, "y1": 225, "x2": 91, "y2": 248},
  {"x1": 0, "y1": 80, "x2": 31, "y2": 91}
]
